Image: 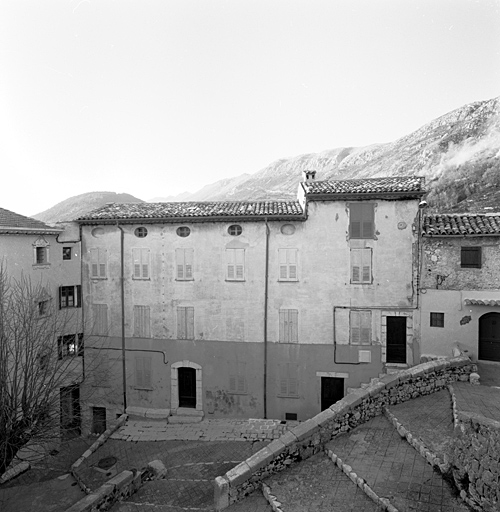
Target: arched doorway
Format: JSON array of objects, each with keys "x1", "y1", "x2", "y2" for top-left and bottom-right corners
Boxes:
[
  {"x1": 479, "y1": 312, "x2": 500, "y2": 362},
  {"x1": 170, "y1": 361, "x2": 203, "y2": 412}
]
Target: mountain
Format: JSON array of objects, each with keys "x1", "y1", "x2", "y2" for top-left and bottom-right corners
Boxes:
[
  {"x1": 33, "y1": 192, "x2": 144, "y2": 225},
  {"x1": 173, "y1": 96, "x2": 500, "y2": 212}
]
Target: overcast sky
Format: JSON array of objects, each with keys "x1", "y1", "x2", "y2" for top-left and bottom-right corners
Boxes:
[{"x1": 1, "y1": 0, "x2": 499, "y2": 217}]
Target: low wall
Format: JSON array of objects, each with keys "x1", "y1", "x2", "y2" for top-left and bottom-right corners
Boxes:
[
  {"x1": 214, "y1": 356, "x2": 476, "y2": 510},
  {"x1": 450, "y1": 411, "x2": 500, "y2": 512}
]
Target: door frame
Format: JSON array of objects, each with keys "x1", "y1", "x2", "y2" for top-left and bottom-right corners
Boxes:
[
  {"x1": 381, "y1": 311, "x2": 413, "y2": 365},
  {"x1": 479, "y1": 312, "x2": 500, "y2": 362},
  {"x1": 171, "y1": 361, "x2": 203, "y2": 412}
]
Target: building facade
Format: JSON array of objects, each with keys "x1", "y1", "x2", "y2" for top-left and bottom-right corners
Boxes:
[
  {"x1": 77, "y1": 175, "x2": 425, "y2": 425},
  {"x1": 420, "y1": 213, "x2": 500, "y2": 362}
]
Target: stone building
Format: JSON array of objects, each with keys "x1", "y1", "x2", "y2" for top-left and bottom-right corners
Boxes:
[
  {"x1": 76, "y1": 175, "x2": 425, "y2": 425},
  {"x1": 420, "y1": 213, "x2": 500, "y2": 362}
]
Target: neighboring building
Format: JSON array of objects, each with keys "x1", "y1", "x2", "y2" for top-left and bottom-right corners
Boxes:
[
  {"x1": 420, "y1": 213, "x2": 500, "y2": 362},
  {"x1": 76, "y1": 175, "x2": 425, "y2": 424},
  {"x1": 0, "y1": 208, "x2": 83, "y2": 437}
]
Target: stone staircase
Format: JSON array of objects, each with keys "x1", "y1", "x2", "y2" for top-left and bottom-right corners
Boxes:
[
  {"x1": 262, "y1": 389, "x2": 473, "y2": 512},
  {"x1": 346, "y1": 364, "x2": 409, "y2": 394}
]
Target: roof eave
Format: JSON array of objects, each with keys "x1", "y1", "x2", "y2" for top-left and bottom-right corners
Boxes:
[
  {"x1": 422, "y1": 232, "x2": 500, "y2": 238},
  {"x1": 0, "y1": 227, "x2": 63, "y2": 235},
  {"x1": 305, "y1": 191, "x2": 426, "y2": 201}
]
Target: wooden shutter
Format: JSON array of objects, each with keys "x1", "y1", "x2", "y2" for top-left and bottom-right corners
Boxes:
[
  {"x1": 288, "y1": 249, "x2": 297, "y2": 280},
  {"x1": 186, "y1": 307, "x2": 194, "y2": 339},
  {"x1": 350, "y1": 203, "x2": 374, "y2": 239},
  {"x1": 176, "y1": 249, "x2": 184, "y2": 279},
  {"x1": 227, "y1": 249, "x2": 235, "y2": 279},
  {"x1": 279, "y1": 309, "x2": 298, "y2": 343},
  {"x1": 279, "y1": 249, "x2": 298, "y2": 280},
  {"x1": 362, "y1": 249, "x2": 371, "y2": 283},
  {"x1": 99, "y1": 250, "x2": 107, "y2": 278},
  {"x1": 177, "y1": 307, "x2": 188, "y2": 339},
  {"x1": 279, "y1": 249, "x2": 288, "y2": 279},
  {"x1": 141, "y1": 249, "x2": 149, "y2": 278},
  {"x1": 351, "y1": 249, "x2": 361, "y2": 283},
  {"x1": 235, "y1": 249, "x2": 244, "y2": 280},
  {"x1": 136, "y1": 356, "x2": 152, "y2": 388},
  {"x1": 90, "y1": 249, "x2": 99, "y2": 278},
  {"x1": 350, "y1": 310, "x2": 361, "y2": 344},
  {"x1": 288, "y1": 363, "x2": 299, "y2": 397},
  {"x1": 351, "y1": 249, "x2": 371, "y2": 283},
  {"x1": 185, "y1": 249, "x2": 193, "y2": 279},
  {"x1": 360, "y1": 311, "x2": 371, "y2": 345},
  {"x1": 76, "y1": 285, "x2": 82, "y2": 307},
  {"x1": 134, "y1": 306, "x2": 150, "y2": 337}
]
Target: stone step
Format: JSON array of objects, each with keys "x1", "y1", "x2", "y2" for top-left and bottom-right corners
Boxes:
[
  {"x1": 167, "y1": 415, "x2": 203, "y2": 424},
  {"x1": 126, "y1": 406, "x2": 170, "y2": 420}
]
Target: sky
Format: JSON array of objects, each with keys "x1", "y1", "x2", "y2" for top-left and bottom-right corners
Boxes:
[{"x1": 0, "y1": 0, "x2": 499, "y2": 217}]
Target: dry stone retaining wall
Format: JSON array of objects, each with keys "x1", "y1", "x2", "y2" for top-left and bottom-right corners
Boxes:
[{"x1": 214, "y1": 356, "x2": 475, "y2": 511}]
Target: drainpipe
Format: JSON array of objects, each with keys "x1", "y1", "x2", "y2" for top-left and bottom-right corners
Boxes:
[
  {"x1": 116, "y1": 223, "x2": 127, "y2": 413},
  {"x1": 264, "y1": 218, "x2": 270, "y2": 419}
]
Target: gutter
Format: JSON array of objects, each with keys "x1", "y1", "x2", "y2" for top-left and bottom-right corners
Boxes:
[
  {"x1": 263, "y1": 218, "x2": 270, "y2": 419},
  {"x1": 116, "y1": 223, "x2": 127, "y2": 413}
]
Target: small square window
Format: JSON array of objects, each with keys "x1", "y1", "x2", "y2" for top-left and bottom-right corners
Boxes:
[
  {"x1": 430, "y1": 312, "x2": 444, "y2": 328},
  {"x1": 461, "y1": 247, "x2": 481, "y2": 268},
  {"x1": 63, "y1": 247, "x2": 72, "y2": 260}
]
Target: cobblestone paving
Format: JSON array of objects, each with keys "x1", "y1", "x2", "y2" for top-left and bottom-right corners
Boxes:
[
  {"x1": 388, "y1": 389, "x2": 454, "y2": 458},
  {"x1": 265, "y1": 451, "x2": 382, "y2": 512},
  {"x1": 326, "y1": 415, "x2": 471, "y2": 511},
  {"x1": 453, "y1": 381, "x2": 500, "y2": 421}
]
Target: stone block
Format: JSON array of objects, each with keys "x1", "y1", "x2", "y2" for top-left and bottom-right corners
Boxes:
[
  {"x1": 291, "y1": 419, "x2": 319, "y2": 442},
  {"x1": 265, "y1": 439, "x2": 288, "y2": 458},
  {"x1": 214, "y1": 476, "x2": 230, "y2": 511},
  {"x1": 107, "y1": 470, "x2": 134, "y2": 489},
  {"x1": 225, "y1": 461, "x2": 252, "y2": 488},
  {"x1": 311, "y1": 407, "x2": 337, "y2": 427},
  {"x1": 367, "y1": 382, "x2": 386, "y2": 397},
  {"x1": 147, "y1": 460, "x2": 167, "y2": 479},
  {"x1": 245, "y1": 447, "x2": 274, "y2": 474},
  {"x1": 65, "y1": 492, "x2": 102, "y2": 512},
  {"x1": 279, "y1": 430, "x2": 299, "y2": 445}
]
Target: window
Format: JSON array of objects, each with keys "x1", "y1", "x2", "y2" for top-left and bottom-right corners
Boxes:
[
  {"x1": 350, "y1": 310, "x2": 371, "y2": 345},
  {"x1": 63, "y1": 247, "x2": 72, "y2": 260},
  {"x1": 90, "y1": 248, "x2": 107, "y2": 279},
  {"x1": 349, "y1": 203, "x2": 374, "y2": 239},
  {"x1": 134, "y1": 227, "x2": 148, "y2": 238},
  {"x1": 91, "y1": 227, "x2": 104, "y2": 238},
  {"x1": 278, "y1": 249, "x2": 298, "y2": 281},
  {"x1": 430, "y1": 312, "x2": 444, "y2": 328},
  {"x1": 226, "y1": 248, "x2": 245, "y2": 281},
  {"x1": 132, "y1": 248, "x2": 150, "y2": 279},
  {"x1": 134, "y1": 305, "x2": 151, "y2": 338},
  {"x1": 177, "y1": 306, "x2": 194, "y2": 340},
  {"x1": 281, "y1": 224, "x2": 296, "y2": 235},
  {"x1": 229, "y1": 361, "x2": 247, "y2": 394},
  {"x1": 461, "y1": 247, "x2": 481, "y2": 268},
  {"x1": 38, "y1": 299, "x2": 50, "y2": 317},
  {"x1": 92, "y1": 304, "x2": 108, "y2": 336},
  {"x1": 58, "y1": 334, "x2": 84, "y2": 359},
  {"x1": 34, "y1": 246, "x2": 49, "y2": 265},
  {"x1": 176, "y1": 248, "x2": 194, "y2": 280},
  {"x1": 351, "y1": 248, "x2": 372, "y2": 283},
  {"x1": 228, "y1": 225, "x2": 242, "y2": 236},
  {"x1": 59, "y1": 285, "x2": 81, "y2": 309},
  {"x1": 279, "y1": 309, "x2": 298, "y2": 343},
  {"x1": 278, "y1": 362, "x2": 299, "y2": 398},
  {"x1": 176, "y1": 226, "x2": 191, "y2": 237},
  {"x1": 135, "y1": 356, "x2": 152, "y2": 389}
]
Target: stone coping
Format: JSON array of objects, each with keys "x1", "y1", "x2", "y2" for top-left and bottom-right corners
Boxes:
[{"x1": 214, "y1": 356, "x2": 475, "y2": 511}]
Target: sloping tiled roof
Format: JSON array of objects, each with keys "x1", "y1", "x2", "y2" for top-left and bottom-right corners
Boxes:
[
  {"x1": 77, "y1": 201, "x2": 305, "y2": 223},
  {"x1": 422, "y1": 214, "x2": 500, "y2": 236},
  {"x1": 0, "y1": 207, "x2": 61, "y2": 233},
  {"x1": 464, "y1": 299, "x2": 500, "y2": 307},
  {"x1": 302, "y1": 176, "x2": 425, "y2": 198}
]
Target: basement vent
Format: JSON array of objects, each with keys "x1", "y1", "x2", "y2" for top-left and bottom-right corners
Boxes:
[{"x1": 285, "y1": 412, "x2": 298, "y2": 421}]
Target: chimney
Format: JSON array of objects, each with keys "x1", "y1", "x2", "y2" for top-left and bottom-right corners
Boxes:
[{"x1": 303, "y1": 170, "x2": 317, "y2": 181}]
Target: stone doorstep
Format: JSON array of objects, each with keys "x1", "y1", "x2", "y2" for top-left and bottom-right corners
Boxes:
[
  {"x1": 168, "y1": 416, "x2": 203, "y2": 424},
  {"x1": 126, "y1": 406, "x2": 171, "y2": 420},
  {"x1": 168, "y1": 407, "x2": 204, "y2": 423}
]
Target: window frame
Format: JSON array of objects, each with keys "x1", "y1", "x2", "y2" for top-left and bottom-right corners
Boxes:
[
  {"x1": 34, "y1": 246, "x2": 49, "y2": 265},
  {"x1": 90, "y1": 248, "x2": 107, "y2": 279},
  {"x1": 460, "y1": 246, "x2": 481, "y2": 269},
  {"x1": 430, "y1": 312, "x2": 444, "y2": 328},
  {"x1": 277, "y1": 362, "x2": 299, "y2": 398},
  {"x1": 228, "y1": 224, "x2": 243, "y2": 236},
  {"x1": 132, "y1": 248, "x2": 150, "y2": 280},
  {"x1": 92, "y1": 304, "x2": 109, "y2": 336},
  {"x1": 176, "y1": 248, "x2": 194, "y2": 281},
  {"x1": 279, "y1": 309, "x2": 299, "y2": 343},
  {"x1": 278, "y1": 248, "x2": 298, "y2": 282},
  {"x1": 135, "y1": 356, "x2": 153, "y2": 390},
  {"x1": 177, "y1": 306, "x2": 195, "y2": 340},
  {"x1": 133, "y1": 305, "x2": 151, "y2": 338},
  {"x1": 176, "y1": 226, "x2": 191, "y2": 238},
  {"x1": 134, "y1": 227, "x2": 148, "y2": 238},
  {"x1": 349, "y1": 203, "x2": 375, "y2": 239},
  {"x1": 58, "y1": 333, "x2": 84, "y2": 359},
  {"x1": 228, "y1": 361, "x2": 248, "y2": 395},
  {"x1": 350, "y1": 248, "x2": 372, "y2": 284},
  {"x1": 226, "y1": 248, "x2": 245, "y2": 281},
  {"x1": 62, "y1": 247, "x2": 72, "y2": 260},
  {"x1": 350, "y1": 310, "x2": 372, "y2": 345},
  {"x1": 59, "y1": 285, "x2": 82, "y2": 309}
]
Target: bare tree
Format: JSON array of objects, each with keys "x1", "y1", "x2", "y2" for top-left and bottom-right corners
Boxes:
[{"x1": 0, "y1": 265, "x2": 91, "y2": 476}]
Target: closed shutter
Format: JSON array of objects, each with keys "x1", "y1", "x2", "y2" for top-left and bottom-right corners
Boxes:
[
  {"x1": 279, "y1": 309, "x2": 298, "y2": 343},
  {"x1": 99, "y1": 250, "x2": 107, "y2": 278},
  {"x1": 227, "y1": 249, "x2": 244, "y2": 280},
  {"x1": 186, "y1": 307, "x2": 194, "y2": 340},
  {"x1": 350, "y1": 203, "x2": 374, "y2": 239},
  {"x1": 90, "y1": 249, "x2": 99, "y2": 278},
  {"x1": 134, "y1": 306, "x2": 150, "y2": 337},
  {"x1": 350, "y1": 310, "x2": 371, "y2": 345},
  {"x1": 185, "y1": 249, "x2": 193, "y2": 279},
  {"x1": 351, "y1": 310, "x2": 361, "y2": 344},
  {"x1": 176, "y1": 248, "x2": 194, "y2": 280},
  {"x1": 136, "y1": 356, "x2": 152, "y2": 388},
  {"x1": 177, "y1": 307, "x2": 186, "y2": 339},
  {"x1": 279, "y1": 249, "x2": 298, "y2": 280},
  {"x1": 351, "y1": 248, "x2": 371, "y2": 283}
]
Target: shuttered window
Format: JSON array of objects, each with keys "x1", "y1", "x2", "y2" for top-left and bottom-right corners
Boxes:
[
  {"x1": 278, "y1": 362, "x2": 299, "y2": 398},
  {"x1": 135, "y1": 356, "x2": 152, "y2": 389},
  {"x1": 350, "y1": 310, "x2": 371, "y2": 345},
  {"x1": 461, "y1": 247, "x2": 481, "y2": 268},
  {"x1": 226, "y1": 248, "x2": 245, "y2": 281},
  {"x1": 351, "y1": 248, "x2": 372, "y2": 283},
  {"x1": 430, "y1": 312, "x2": 444, "y2": 327},
  {"x1": 133, "y1": 305, "x2": 151, "y2": 338},
  {"x1": 349, "y1": 203, "x2": 374, "y2": 239},
  {"x1": 90, "y1": 248, "x2": 107, "y2": 279},
  {"x1": 59, "y1": 285, "x2": 82, "y2": 309},
  {"x1": 229, "y1": 361, "x2": 247, "y2": 394},
  {"x1": 132, "y1": 248, "x2": 150, "y2": 279},
  {"x1": 177, "y1": 306, "x2": 194, "y2": 340},
  {"x1": 176, "y1": 248, "x2": 194, "y2": 280},
  {"x1": 279, "y1": 309, "x2": 298, "y2": 343},
  {"x1": 278, "y1": 248, "x2": 298, "y2": 281},
  {"x1": 92, "y1": 304, "x2": 108, "y2": 336}
]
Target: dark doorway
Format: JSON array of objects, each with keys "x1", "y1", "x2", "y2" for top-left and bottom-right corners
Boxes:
[
  {"x1": 60, "y1": 385, "x2": 81, "y2": 436},
  {"x1": 321, "y1": 377, "x2": 344, "y2": 410},
  {"x1": 386, "y1": 316, "x2": 407, "y2": 364},
  {"x1": 479, "y1": 313, "x2": 500, "y2": 362},
  {"x1": 92, "y1": 407, "x2": 107, "y2": 435},
  {"x1": 178, "y1": 367, "x2": 196, "y2": 408}
]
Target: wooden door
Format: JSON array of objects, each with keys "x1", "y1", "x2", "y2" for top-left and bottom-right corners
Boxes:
[
  {"x1": 321, "y1": 377, "x2": 344, "y2": 410},
  {"x1": 178, "y1": 367, "x2": 197, "y2": 408},
  {"x1": 479, "y1": 313, "x2": 500, "y2": 362},
  {"x1": 386, "y1": 316, "x2": 407, "y2": 364}
]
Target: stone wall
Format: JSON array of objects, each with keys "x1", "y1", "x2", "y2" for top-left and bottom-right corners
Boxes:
[
  {"x1": 214, "y1": 356, "x2": 475, "y2": 510},
  {"x1": 450, "y1": 411, "x2": 500, "y2": 512}
]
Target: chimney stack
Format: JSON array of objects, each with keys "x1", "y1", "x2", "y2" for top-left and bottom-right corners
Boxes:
[{"x1": 303, "y1": 170, "x2": 317, "y2": 181}]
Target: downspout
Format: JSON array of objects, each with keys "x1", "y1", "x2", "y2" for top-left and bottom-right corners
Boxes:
[
  {"x1": 116, "y1": 223, "x2": 127, "y2": 413},
  {"x1": 263, "y1": 218, "x2": 270, "y2": 419},
  {"x1": 79, "y1": 223, "x2": 85, "y2": 381}
]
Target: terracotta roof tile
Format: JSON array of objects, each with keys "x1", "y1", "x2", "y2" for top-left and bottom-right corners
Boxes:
[
  {"x1": 303, "y1": 176, "x2": 425, "y2": 197},
  {"x1": 0, "y1": 207, "x2": 60, "y2": 232},
  {"x1": 77, "y1": 201, "x2": 304, "y2": 222},
  {"x1": 423, "y1": 213, "x2": 500, "y2": 236}
]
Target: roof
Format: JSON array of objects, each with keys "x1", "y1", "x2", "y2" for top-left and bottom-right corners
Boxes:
[
  {"x1": 0, "y1": 207, "x2": 62, "y2": 234},
  {"x1": 76, "y1": 201, "x2": 305, "y2": 223},
  {"x1": 422, "y1": 214, "x2": 500, "y2": 237},
  {"x1": 464, "y1": 299, "x2": 500, "y2": 307},
  {"x1": 301, "y1": 176, "x2": 425, "y2": 199}
]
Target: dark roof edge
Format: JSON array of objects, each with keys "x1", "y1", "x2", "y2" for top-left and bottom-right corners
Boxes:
[
  {"x1": 0, "y1": 227, "x2": 63, "y2": 234},
  {"x1": 304, "y1": 190, "x2": 426, "y2": 201},
  {"x1": 422, "y1": 233, "x2": 500, "y2": 238},
  {"x1": 76, "y1": 214, "x2": 307, "y2": 225}
]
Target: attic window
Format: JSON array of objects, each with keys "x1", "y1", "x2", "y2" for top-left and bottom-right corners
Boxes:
[
  {"x1": 134, "y1": 227, "x2": 148, "y2": 238},
  {"x1": 176, "y1": 226, "x2": 191, "y2": 238},
  {"x1": 281, "y1": 224, "x2": 296, "y2": 235},
  {"x1": 92, "y1": 227, "x2": 104, "y2": 238},
  {"x1": 228, "y1": 225, "x2": 242, "y2": 236}
]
